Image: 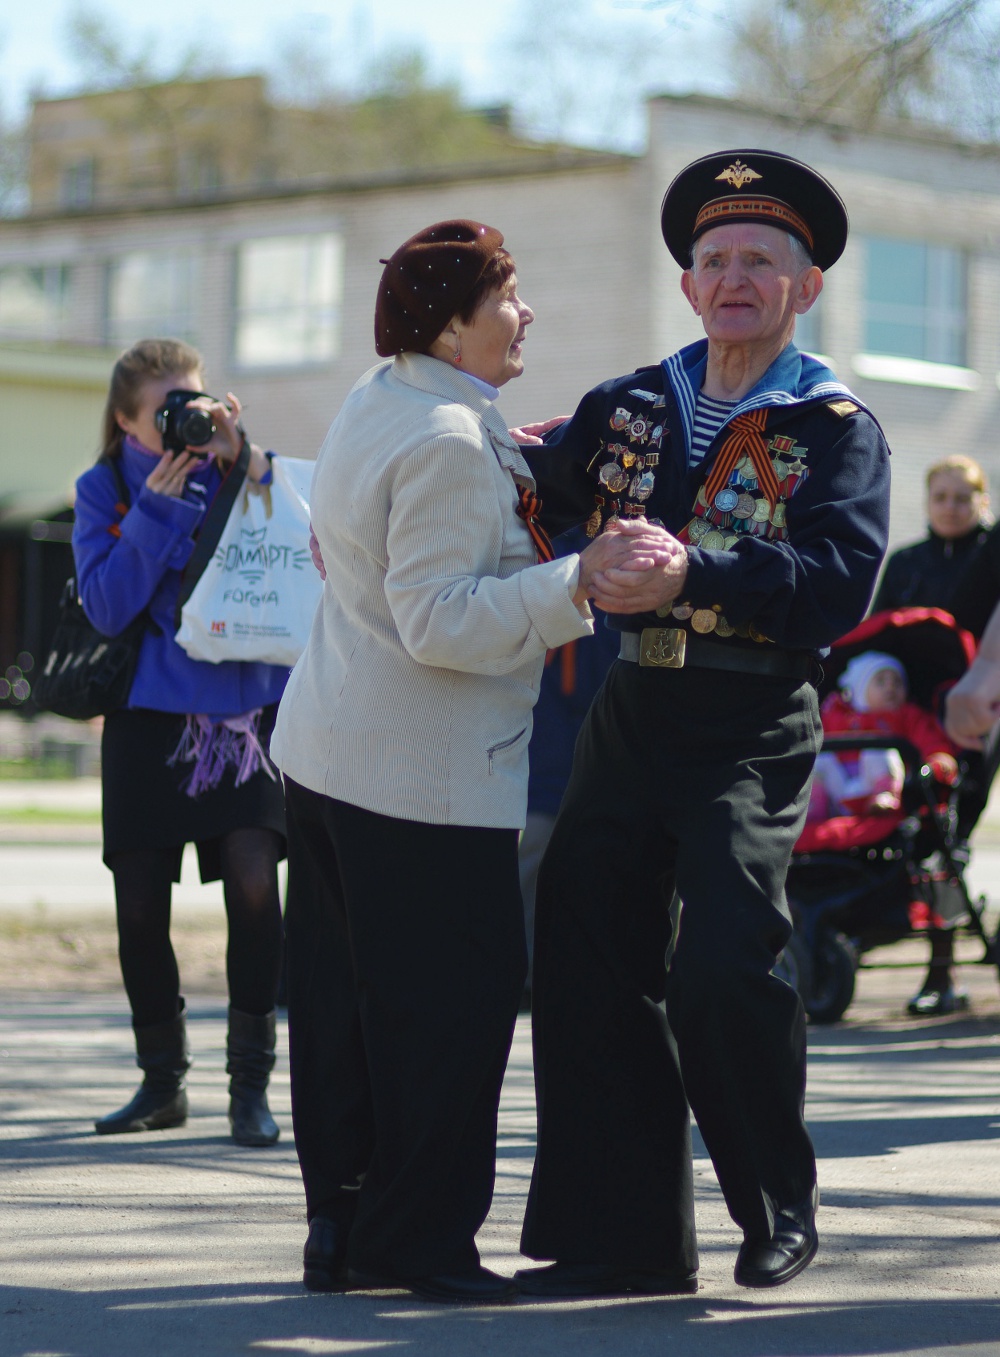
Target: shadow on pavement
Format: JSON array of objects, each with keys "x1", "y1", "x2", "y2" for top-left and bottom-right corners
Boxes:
[{"x1": 3, "y1": 1283, "x2": 1000, "y2": 1357}]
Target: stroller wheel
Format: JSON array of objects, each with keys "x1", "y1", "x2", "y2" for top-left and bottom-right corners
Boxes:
[{"x1": 803, "y1": 929, "x2": 857, "y2": 1025}]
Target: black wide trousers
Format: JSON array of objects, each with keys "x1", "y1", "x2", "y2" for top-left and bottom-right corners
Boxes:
[
  {"x1": 520, "y1": 659, "x2": 821, "y2": 1270},
  {"x1": 283, "y1": 778, "x2": 527, "y2": 1277}
]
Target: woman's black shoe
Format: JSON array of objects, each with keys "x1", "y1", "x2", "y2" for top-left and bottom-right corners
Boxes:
[
  {"x1": 227, "y1": 1007, "x2": 280, "y2": 1146},
  {"x1": 95, "y1": 1006, "x2": 190, "y2": 1135},
  {"x1": 347, "y1": 1264, "x2": 517, "y2": 1304},
  {"x1": 515, "y1": 1261, "x2": 698, "y2": 1297}
]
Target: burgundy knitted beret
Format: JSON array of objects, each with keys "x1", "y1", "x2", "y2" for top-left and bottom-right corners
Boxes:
[{"x1": 374, "y1": 219, "x2": 505, "y2": 357}]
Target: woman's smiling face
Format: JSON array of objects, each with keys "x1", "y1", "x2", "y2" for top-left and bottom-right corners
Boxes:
[{"x1": 454, "y1": 274, "x2": 534, "y2": 388}]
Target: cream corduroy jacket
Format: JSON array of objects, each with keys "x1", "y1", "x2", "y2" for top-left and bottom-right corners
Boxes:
[{"x1": 270, "y1": 354, "x2": 594, "y2": 829}]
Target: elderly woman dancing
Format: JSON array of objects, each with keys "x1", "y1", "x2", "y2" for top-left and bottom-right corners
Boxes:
[{"x1": 271, "y1": 220, "x2": 665, "y2": 1303}]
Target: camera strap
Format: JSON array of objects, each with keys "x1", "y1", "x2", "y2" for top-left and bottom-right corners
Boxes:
[{"x1": 174, "y1": 436, "x2": 252, "y2": 631}]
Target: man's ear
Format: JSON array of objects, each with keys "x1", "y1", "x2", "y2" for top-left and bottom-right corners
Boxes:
[
  {"x1": 793, "y1": 266, "x2": 824, "y2": 316},
  {"x1": 680, "y1": 270, "x2": 701, "y2": 316}
]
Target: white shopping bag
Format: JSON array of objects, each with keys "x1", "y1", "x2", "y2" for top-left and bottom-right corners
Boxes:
[{"x1": 175, "y1": 456, "x2": 321, "y2": 665}]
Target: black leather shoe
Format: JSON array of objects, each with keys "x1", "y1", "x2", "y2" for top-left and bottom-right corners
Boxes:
[
  {"x1": 734, "y1": 1186, "x2": 819, "y2": 1289},
  {"x1": 95, "y1": 1085, "x2": 187, "y2": 1135},
  {"x1": 347, "y1": 1265, "x2": 517, "y2": 1304},
  {"x1": 303, "y1": 1216, "x2": 349, "y2": 1292},
  {"x1": 516, "y1": 1261, "x2": 698, "y2": 1298}
]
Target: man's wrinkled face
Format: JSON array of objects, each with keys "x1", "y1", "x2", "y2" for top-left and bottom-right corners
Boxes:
[{"x1": 680, "y1": 223, "x2": 821, "y2": 350}]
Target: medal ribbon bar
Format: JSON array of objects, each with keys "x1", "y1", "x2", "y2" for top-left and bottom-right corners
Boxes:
[{"x1": 702, "y1": 409, "x2": 781, "y2": 512}]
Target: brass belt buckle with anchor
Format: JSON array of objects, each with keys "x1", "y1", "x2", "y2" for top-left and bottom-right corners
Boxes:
[{"x1": 639, "y1": 626, "x2": 687, "y2": 668}]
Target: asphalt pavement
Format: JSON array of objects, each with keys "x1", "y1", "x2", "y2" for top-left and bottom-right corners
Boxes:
[{"x1": 2, "y1": 784, "x2": 1000, "y2": 1356}]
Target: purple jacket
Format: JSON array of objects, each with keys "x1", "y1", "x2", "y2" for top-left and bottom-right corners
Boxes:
[{"x1": 72, "y1": 441, "x2": 288, "y2": 720}]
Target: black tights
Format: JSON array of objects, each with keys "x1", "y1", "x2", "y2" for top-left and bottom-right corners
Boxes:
[{"x1": 110, "y1": 828, "x2": 284, "y2": 1028}]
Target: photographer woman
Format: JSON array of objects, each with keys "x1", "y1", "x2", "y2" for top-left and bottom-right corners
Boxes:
[{"x1": 73, "y1": 338, "x2": 288, "y2": 1145}]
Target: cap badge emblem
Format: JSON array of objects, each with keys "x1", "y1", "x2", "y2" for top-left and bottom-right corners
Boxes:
[{"x1": 715, "y1": 160, "x2": 762, "y2": 190}]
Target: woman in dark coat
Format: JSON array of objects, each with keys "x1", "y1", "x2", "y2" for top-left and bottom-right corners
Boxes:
[{"x1": 872, "y1": 454, "x2": 990, "y2": 1015}]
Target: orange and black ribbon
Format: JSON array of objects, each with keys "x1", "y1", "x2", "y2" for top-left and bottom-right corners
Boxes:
[
  {"x1": 703, "y1": 408, "x2": 781, "y2": 512},
  {"x1": 516, "y1": 486, "x2": 555, "y2": 563}
]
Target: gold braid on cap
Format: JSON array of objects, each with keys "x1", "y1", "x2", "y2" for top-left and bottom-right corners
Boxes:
[{"x1": 694, "y1": 196, "x2": 814, "y2": 251}]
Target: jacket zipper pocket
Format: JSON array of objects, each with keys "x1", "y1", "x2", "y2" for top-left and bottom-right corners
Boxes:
[{"x1": 487, "y1": 727, "x2": 527, "y2": 775}]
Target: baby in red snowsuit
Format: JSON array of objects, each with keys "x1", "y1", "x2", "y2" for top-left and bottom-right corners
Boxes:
[{"x1": 808, "y1": 650, "x2": 959, "y2": 821}]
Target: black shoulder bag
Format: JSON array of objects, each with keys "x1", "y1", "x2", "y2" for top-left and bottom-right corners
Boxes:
[{"x1": 33, "y1": 457, "x2": 150, "y2": 720}]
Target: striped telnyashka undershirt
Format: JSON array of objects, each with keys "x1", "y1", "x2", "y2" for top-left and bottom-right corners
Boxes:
[{"x1": 689, "y1": 392, "x2": 737, "y2": 468}]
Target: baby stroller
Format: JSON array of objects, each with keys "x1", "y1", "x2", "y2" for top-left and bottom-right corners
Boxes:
[{"x1": 783, "y1": 606, "x2": 1000, "y2": 1023}]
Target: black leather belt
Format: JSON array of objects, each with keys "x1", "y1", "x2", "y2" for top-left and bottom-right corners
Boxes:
[{"x1": 618, "y1": 628, "x2": 814, "y2": 680}]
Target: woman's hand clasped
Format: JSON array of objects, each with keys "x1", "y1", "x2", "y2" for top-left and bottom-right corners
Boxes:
[{"x1": 574, "y1": 519, "x2": 688, "y2": 611}]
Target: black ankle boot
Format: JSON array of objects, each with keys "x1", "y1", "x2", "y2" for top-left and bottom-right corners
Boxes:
[
  {"x1": 95, "y1": 1003, "x2": 190, "y2": 1135},
  {"x1": 227, "y1": 1007, "x2": 280, "y2": 1146}
]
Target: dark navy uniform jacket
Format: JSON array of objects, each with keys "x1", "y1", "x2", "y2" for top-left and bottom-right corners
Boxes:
[{"x1": 526, "y1": 339, "x2": 892, "y2": 654}]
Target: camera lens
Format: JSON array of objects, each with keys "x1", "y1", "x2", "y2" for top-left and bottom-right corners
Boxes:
[{"x1": 175, "y1": 407, "x2": 216, "y2": 447}]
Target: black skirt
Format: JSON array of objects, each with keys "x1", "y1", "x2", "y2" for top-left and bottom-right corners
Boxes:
[{"x1": 101, "y1": 706, "x2": 286, "y2": 880}]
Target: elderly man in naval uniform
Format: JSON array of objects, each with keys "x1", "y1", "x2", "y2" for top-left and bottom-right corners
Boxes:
[{"x1": 513, "y1": 150, "x2": 891, "y2": 1297}]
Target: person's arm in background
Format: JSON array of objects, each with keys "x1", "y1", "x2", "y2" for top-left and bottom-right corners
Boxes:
[{"x1": 945, "y1": 600, "x2": 1000, "y2": 748}]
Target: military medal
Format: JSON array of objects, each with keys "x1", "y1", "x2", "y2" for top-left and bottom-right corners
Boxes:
[
  {"x1": 715, "y1": 616, "x2": 736, "y2": 638},
  {"x1": 701, "y1": 530, "x2": 726, "y2": 550},
  {"x1": 770, "y1": 502, "x2": 787, "y2": 528},
  {"x1": 630, "y1": 471, "x2": 655, "y2": 501},
  {"x1": 772, "y1": 458, "x2": 789, "y2": 479},
  {"x1": 610, "y1": 408, "x2": 631, "y2": 432},
  {"x1": 585, "y1": 507, "x2": 603, "y2": 538},
  {"x1": 752, "y1": 498, "x2": 771, "y2": 523},
  {"x1": 629, "y1": 417, "x2": 651, "y2": 442},
  {"x1": 735, "y1": 492, "x2": 756, "y2": 518},
  {"x1": 714, "y1": 487, "x2": 740, "y2": 513},
  {"x1": 691, "y1": 609, "x2": 718, "y2": 634},
  {"x1": 749, "y1": 623, "x2": 771, "y2": 643},
  {"x1": 599, "y1": 462, "x2": 629, "y2": 493},
  {"x1": 671, "y1": 603, "x2": 694, "y2": 620},
  {"x1": 687, "y1": 518, "x2": 711, "y2": 543}
]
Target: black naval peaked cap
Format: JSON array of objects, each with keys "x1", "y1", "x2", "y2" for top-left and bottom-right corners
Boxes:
[
  {"x1": 374, "y1": 219, "x2": 505, "y2": 357},
  {"x1": 660, "y1": 149, "x2": 849, "y2": 272}
]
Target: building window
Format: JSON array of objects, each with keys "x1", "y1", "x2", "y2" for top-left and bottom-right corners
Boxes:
[
  {"x1": 106, "y1": 250, "x2": 199, "y2": 348},
  {"x1": 233, "y1": 234, "x2": 343, "y2": 368},
  {"x1": 61, "y1": 158, "x2": 96, "y2": 209},
  {"x1": 0, "y1": 264, "x2": 72, "y2": 337},
  {"x1": 863, "y1": 237, "x2": 966, "y2": 366}
]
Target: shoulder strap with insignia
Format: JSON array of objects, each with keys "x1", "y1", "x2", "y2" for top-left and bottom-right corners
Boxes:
[{"x1": 826, "y1": 399, "x2": 859, "y2": 418}]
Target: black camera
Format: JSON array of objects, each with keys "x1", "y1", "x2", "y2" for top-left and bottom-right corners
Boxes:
[{"x1": 155, "y1": 389, "x2": 217, "y2": 455}]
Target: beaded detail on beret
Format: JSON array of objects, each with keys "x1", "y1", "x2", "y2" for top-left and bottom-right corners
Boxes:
[{"x1": 374, "y1": 220, "x2": 504, "y2": 357}]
